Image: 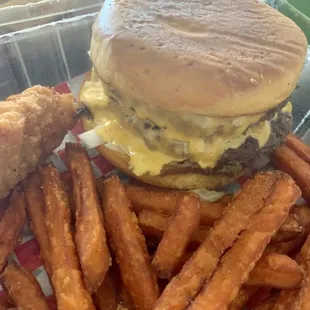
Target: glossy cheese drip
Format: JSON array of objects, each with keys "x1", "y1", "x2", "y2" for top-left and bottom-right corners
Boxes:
[{"x1": 81, "y1": 71, "x2": 282, "y2": 176}]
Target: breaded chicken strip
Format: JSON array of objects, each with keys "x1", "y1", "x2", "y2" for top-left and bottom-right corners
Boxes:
[{"x1": 0, "y1": 86, "x2": 76, "y2": 198}]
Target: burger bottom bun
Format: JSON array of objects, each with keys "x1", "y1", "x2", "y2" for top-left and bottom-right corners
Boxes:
[{"x1": 96, "y1": 144, "x2": 241, "y2": 190}]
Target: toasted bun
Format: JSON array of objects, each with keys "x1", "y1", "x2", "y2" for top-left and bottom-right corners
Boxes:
[
  {"x1": 96, "y1": 144, "x2": 240, "y2": 189},
  {"x1": 90, "y1": 0, "x2": 307, "y2": 117}
]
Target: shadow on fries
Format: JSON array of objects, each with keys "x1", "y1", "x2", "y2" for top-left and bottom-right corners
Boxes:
[{"x1": 1, "y1": 134, "x2": 310, "y2": 309}]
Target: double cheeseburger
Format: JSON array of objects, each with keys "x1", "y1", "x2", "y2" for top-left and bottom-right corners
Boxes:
[{"x1": 79, "y1": 0, "x2": 307, "y2": 189}]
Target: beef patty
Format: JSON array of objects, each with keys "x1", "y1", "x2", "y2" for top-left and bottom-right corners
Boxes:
[{"x1": 161, "y1": 111, "x2": 291, "y2": 176}]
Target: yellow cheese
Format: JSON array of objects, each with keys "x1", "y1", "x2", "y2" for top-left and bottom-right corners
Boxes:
[
  {"x1": 282, "y1": 101, "x2": 292, "y2": 114},
  {"x1": 81, "y1": 71, "x2": 183, "y2": 176},
  {"x1": 81, "y1": 71, "x2": 275, "y2": 176},
  {"x1": 131, "y1": 99, "x2": 265, "y2": 137}
]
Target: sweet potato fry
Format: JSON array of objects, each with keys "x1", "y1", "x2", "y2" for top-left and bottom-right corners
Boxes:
[
  {"x1": 0, "y1": 302, "x2": 6, "y2": 310},
  {"x1": 65, "y1": 177, "x2": 76, "y2": 223},
  {"x1": 119, "y1": 282, "x2": 134, "y2": 310},
  {"x1": 1, "y1": 262, "x2": 49, "y2": 310},
  {"x1": 247, "y1": 287, "x2": 273, "y2": 309},
  {"x1": 272, "y1": 237, "x2": 310, "y2": 309},
  {"x1": 229, "y1": 286, "x2": 259, "y2": 310},
  {"x1": 94, "y1": 270, "x2": 118, "y2": 310},
  {"x1": 66, "y1": 143, "x2": 110, "y2": 293},
  {"x1": 0, "y1": 187, "x2": 26, "y2": 271},
  {"x1": 138, "y1": 209, "x2": 210, "y2": 245},
  {"x1": 42, "y1": 164, "x2": 95, "y2": 310},
  {"x1": 217, "y1": 194, "x2": 233, "y2": 205},
  {"x1": 271, "y1": 214, "x2": 304, "y2": 243},
  {"x1": 291, "y1": 204, "x2": 310, "y2": 232},
  {"x1": 102, "y1": 175, "x2": 159, "y2": 310},
  {"x1": 246, "y1": 253, "x2": 304, "y2": 289},
  {"x1": 285, "y1": 134, "x2": 310, "y2": 165},
  {"x1": 151, "y1": 194, "x2": 200, "y2": 279},
  {"x1": 24, "y1": 171, "x2": 52, "y2": 279},
  {"x1": 271, "y1": 205, "x2": 310, "y2": 244},
  {"x1": 154, "y1": 172, "x2": 280, "y2": 310},
  {"x1": 266, "y1": 235, "x2": 307, "y2": 255},
  {"x1": 271, "y1": 289, "x2": 298, "y2": 310},
  {"x1": 288, "y1": 230, "x2": 310, "y2": 309},
  {"x1": 189, "y1": 173, "x2": 300, "y2": 310},
  {"x1": 138, "y1": 209, "x2": 168, "y2": 239},
  {"x1": 126, "y1": 184, "x2": 225, "y2": 225},
  {"x1": 251, "y1": 295, "x2": 277, "y2": 310},
  {"x1": 272, "y1": 145, "x2": 310, "y2": 202}
]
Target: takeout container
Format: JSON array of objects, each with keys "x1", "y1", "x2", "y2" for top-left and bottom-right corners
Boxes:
[
  {"x1": 1, "y1": 59, "x2": 310, "y2": 304},
  {"x1": 0, "y1": 1, "x2": 310, "y2": 307},
  {"x1": 0, "y1": 0, "x2": 104, "y2": 101},
  {"x1": 263, "y1": 0, "x2": 310, "y2": 43},
  {"x1": 277, "y1": 0, "x2": 310, "y2": 43}
]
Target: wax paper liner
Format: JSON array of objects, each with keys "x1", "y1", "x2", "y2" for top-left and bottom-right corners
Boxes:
[{"x1": 1, "y1": 74, "x2": 309, "y2": 309}]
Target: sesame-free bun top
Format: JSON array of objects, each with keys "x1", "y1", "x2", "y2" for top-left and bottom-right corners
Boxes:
[{"x1": 90, "y1": 0, "x2": 307, "y2": 117}]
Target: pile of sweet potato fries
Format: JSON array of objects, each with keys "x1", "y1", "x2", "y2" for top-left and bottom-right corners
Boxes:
[{"x1": 1, "y1": 135, "x2": 310, "y2": 309}]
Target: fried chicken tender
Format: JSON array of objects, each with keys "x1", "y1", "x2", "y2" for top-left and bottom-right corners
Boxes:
[{"x1": 0, "y1": 86, "x2": 76, "y2": 199}]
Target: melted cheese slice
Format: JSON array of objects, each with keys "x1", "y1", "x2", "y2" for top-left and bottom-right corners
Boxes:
[{"x1": 81, "y1": 71, "x2": 280, "y2": 176}]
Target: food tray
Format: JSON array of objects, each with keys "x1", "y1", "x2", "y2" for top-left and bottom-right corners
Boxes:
[
  {"x1": 0, "y1": 0, "x2": 105, "y2": 101},
  {"x1": 0, "y1": 3, "x2": 310, "y2": 306},
  {"x1": 0, "y1": 0, "x2": 103, "y2": 34},
  {"x1": 264, "y1": 0, "x2": 310, "y2": 43},
  {"x1": 0, "y1": 59, "x2": 309, "y2": 305}
]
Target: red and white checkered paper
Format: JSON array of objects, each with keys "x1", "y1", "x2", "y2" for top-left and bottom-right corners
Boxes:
[{"x1": 0, "y1": 75, "x2": 279, "y2": 308}]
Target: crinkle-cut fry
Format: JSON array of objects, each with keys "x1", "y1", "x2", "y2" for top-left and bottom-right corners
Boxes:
[
  {"x1": 189, "y1": 173, "x2": 300, "y2": 310},
  {"x1": 126, "y1": 184, "x2": 225, "y2": 226},
  {"x1": 66, "y1": 143, "x2": 110, "y2": 293},
  {"x1": 138, "y1": 209, "x2": 210, "y2": 245},
  {"x1": 42, "y1": 164, "x2": 95, "y2": 310},
  {"x1": 24, "y1": 171, "x2": 52, "y2": 279},
  {"x1": 229, "y1": 286, "x2": 259, "y2": 310},
  {"x1": 1, "y1": 262, "x2": 49, "y2": 310},
  {"x1": 0, "y1": 186, "x2": 26, "y2": 272},
  {"x1": 151, "y1": 194, "x2": 200, "y2": 279},
  {"x1": 94, "y1": 270, "x2": 118, "y2": 310},
  {"x1": 102, "y1": 175, "x2": 159, "y2": 310},
  {"x1": 154, "y1": 172, "x2": 279, "y2": 310},
  {"x1": 246, "y1": 253, "x2": 304, "y2": 289},
  {"x1": 272, "y1": 145, "x2": 310, "y2": 202},
  {"x1": 285, "y1": 134, "x2": 310, "y2": 165}
]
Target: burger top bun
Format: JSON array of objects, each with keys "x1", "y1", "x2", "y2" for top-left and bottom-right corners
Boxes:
[{"x1": 90, "y1": 0, "x2": 307, "y2": 117}]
